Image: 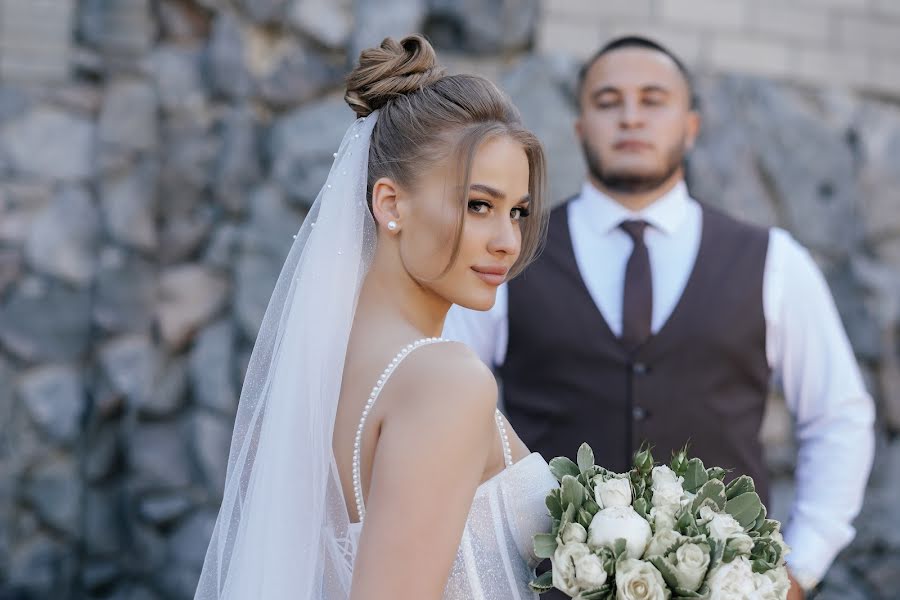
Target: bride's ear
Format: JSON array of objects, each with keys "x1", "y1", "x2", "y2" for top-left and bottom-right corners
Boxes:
[{"x1": 371, "y1": 177, "x2": 402, "y2": 233}]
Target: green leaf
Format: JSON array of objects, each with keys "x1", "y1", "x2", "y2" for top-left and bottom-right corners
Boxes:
[
  {"x1": 724, "y1": 492, "x2": 763, "y2": 529},
  {"x1": 549, "y1": 457, "x2": 581, "y2": 482},
  {"x1": 584, "y1": 498, "x2": 601, "y2": 517},
  {"x1": 633, "y1": 497, "x2": 649, "y2": 519},
  {"x1": 724, "y1": 475, "x2": 755, "y2": 500},
  {"x1": 580, "y1": 584, "x2": 614, "y2": 600},
  {"x1": 533, "y1": 533, "x2": 557, "y2": 559},
  {"x1": 691, "y1": 479, "x2": 727, "y2": 513},
  {"x1": 561, "y1": 475, "x2": 586, "y2": 509},
  {"x1": 682, "y1": 458, "x2": 708, "y2": 494},
  {"x1": 578, "y1": 443, "x2": 596, "y2": 474},
  {"x1": 528, "y1": 570, "x2": 554, "y2": 593},
  {"x1": 578, "y1": 507, "x2": 594, "y2": 530},
  {"x1": 648, "y1": 556, "x2": 681, "y2": 590},
  {"x1": 706, "y1": 467, "x2": 727, "y2": 481},
  {"x1": 613, "y1": 538, "x2": 628, "y2": 559},
  {"x1": 546, "y1": 490, "x2": 563, "y2": 520},
  {"x1": 756, "y1": 519, "x2": 780, "y2": 537},
  {"x1": 752, "y1": 504, "x2": 767, "y2": 532}
]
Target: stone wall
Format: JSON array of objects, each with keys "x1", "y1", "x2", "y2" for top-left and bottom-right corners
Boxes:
[
  {"x1": 0, "y1": 1, "x2": 898, "y2": 599},
  {"x1": 538, "y1": 0, "x2": 900, "y2": 95}
]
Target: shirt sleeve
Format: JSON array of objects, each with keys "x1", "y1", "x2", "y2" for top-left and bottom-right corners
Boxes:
[
  {"x1": 442, "y1": 283, "x2": 509, "y2": 370},
  {"x1": 764, "y1": 228, "x2": 876, "y2": 589}
]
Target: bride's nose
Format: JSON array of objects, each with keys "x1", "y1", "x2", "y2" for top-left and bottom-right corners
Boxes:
[{"x1": 487, "y1": 215, "x2": 519, "y2": 256}]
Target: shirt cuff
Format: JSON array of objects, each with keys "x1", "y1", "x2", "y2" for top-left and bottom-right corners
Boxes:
[{"x1": 784, "y1": 519, "x2": 851, "y2": 591}]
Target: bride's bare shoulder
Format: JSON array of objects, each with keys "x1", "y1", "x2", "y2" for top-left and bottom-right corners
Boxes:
[{"x1": 386, "y1": 341, "x2": 497, "y2": 419}]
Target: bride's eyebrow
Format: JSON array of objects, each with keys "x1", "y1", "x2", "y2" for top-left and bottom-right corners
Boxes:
[{"x1": 470, "y1": 184, "x2": 530, "y2": 203}]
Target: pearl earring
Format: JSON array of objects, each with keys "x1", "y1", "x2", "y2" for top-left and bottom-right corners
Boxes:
[{"x1": 387, "y1": 220, "x2": 398, "y2": 231}]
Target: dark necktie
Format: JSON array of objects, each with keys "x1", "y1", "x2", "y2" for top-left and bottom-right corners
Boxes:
[{"x1": 620, "y1": 220, "x2": 652, "y2": 351}]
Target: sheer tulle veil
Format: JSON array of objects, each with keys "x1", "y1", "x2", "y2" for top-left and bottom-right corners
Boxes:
[{"x1": 194, "y1": 112, "x2": 379, "y2": 599}]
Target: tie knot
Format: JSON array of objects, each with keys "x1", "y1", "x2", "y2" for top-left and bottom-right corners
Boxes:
[{"x1": 619, "y1": 219, "x2": 649, "y2": 242}]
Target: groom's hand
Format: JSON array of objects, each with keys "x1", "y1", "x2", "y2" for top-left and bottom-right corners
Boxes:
[{"x1": 787, "y1": 573, "x2": 806, "y2": 600}]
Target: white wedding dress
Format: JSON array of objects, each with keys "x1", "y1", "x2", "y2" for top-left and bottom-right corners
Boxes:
[{"x1": 349, "y1": 338, "x2": 558, "y2": 599}]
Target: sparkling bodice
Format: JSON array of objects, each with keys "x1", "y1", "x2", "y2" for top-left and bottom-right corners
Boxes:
[{"x1": 348, "y1": 338, "x2": 558, "y2": 598}]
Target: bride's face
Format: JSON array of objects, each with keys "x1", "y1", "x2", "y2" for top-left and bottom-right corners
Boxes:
[{"x1": 397, "y1": 134, "x2": 532, "y2": 310}]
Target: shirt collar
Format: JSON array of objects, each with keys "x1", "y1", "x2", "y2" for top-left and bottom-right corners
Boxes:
[{"x1": 576, "y1": 180, "x2": 691, "y2": 236}]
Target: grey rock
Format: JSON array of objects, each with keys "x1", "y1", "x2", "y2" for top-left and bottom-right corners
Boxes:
[
  {"x1": 865, "y1": 555, "x2": 900, "y2": 596},
  {"x1": 100, "y1": 161, "x2": 159, "y2": 252},
  {"x1": 78, "y1": 0, "x2": 157, "y2": 56},
  {"x1": 213, "y1": 105, "x2": 262, "y2": 214},
  {"x1": 159, "y1": 0, "x2": 212, "y2": 42},
  {"x1": 501, "y1": 56, "x2": 583, "y2": 204},
  {"x1": 155, "y1": 264, "x2": 229, "y2": 349},
  {"x1": 82, "y1": 560, "x2": 120, "y2": 592},
  {"x1": 258, "y1": 46, "x2": 340, "y2": 109},
  {"x1": 1, "y1": 107, "x2": 95, "y2": 180},
  {"x1": 158, "y1": 203, "x2": 215, "y2": 264},
  {"x1": 137, "y1": 492, "x2": 192, "y2": 526},
  {"x1": 98, "y1": 78, "x2": 158, "y2": 153},
  {"x1": 0, "y1": 87, "x2": 31, "y2": 123},
  {"x1": 349, "y1": 0, "x2": 426, "y2": 60},
  {"x1": 205, "y1": 12, "x2": 255, "y2": 100},
  {"x1": 8, "y1": 533, "x2": 69, "y2": 593},
  {"x1": 84, "y1": 424, "x2": 120, "y2": 483},
  {"x1": 150, "y1": 44, "x2": 207, "y2": 114},
  {"x1": 25, "y1": 184, "x2": 99, "y2": 285},
  {"x1": 142, "y1": 357, "x2": 189, "y2": 418},
  {"x1": 18, "y1": 365, "x2": 85, "y2": 446},
  {"x1": 0, "y1": 246, "x2": 22, "y2": 297},
  {"x1": 0, "y1": 180, "x2": 53, "y2": 244},
  {"x1": 204, "y1": 223, "x2": 241, "y2": 269},
  {"x1": 192, "y1": 410, "x2": 231, "y2": 495},
  {"x1": 817, "y1": 561, "x2": 870, "y2": 600},
  {"x1": 236, "y1": 0, "x2": 289, "y2": 24},
  {"x1": 23, "y1": 457, "x2": 81, "y2": 537},
  {"x1": 268, "y1": 97, "x2": 354, "y2": 205},
  {"x1": 128, "y1": 522, "x2": 168, "y2": 572},
  {"x1": 168, "y1": 510, "x2": 216, "y2": 567},
  {"x1": 128, "y1": 422, "x2": 193, "y2": 489},
  {"x1": 98, "y1": 335, "x2": 159, "y2": 411},
  {"x1": 157, "y1": 565, "x2": 206, "y2": 600},
  {"x1": 0, "y1": 277, "x2": 91, "y2": 362},
  {"x1": 42, "y1": 82, "x2": 104, "y2": 116},
  {"x1": 234, "y1": 251, "x2": 280, "y2": 341},
  {"x1": 94, "y1": 247, "x2": 158, "y2": 334},
  {"x1": 287, "y1": 0, "x2": 352, "y2": 49},
  {"x1": 825, "y1": 262, "x2": 882, "y2": 362},
  {"x1": 426, "y1": 0, "x2": 539, "y2": 53},
  {"x1": 190, "y1": 320, "x2": 237, "y2": 414},
  {"x1": 158, "y1": 115, "x2": 218, "y2": 206}
]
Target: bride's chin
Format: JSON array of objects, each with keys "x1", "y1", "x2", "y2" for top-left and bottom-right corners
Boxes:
[{"x1": 452, "y1": 290, "x2": 497, "y2": 312}]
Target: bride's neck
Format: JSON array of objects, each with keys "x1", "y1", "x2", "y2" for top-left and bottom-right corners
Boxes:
[{"x1": 355, "y1": 253, "x2": 450, "y2": 340}]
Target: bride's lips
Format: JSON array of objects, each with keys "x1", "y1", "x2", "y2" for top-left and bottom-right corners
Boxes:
[{"x1": 472, "y1": 265, "x2": 509, "y2": 286}]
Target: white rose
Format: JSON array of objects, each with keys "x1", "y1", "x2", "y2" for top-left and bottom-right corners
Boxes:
[
  {"x1": 574, "y1": 553, "x2": 608, "y2": 589},
  {"x1": 644, "y1": 528, "x2": 683, "y2": 559},
  {"x1": 671, "y1": 543, "x2": 710, "y2": 592},
  {"x1": 588, "y1": 506, "x2": 652, "y2": 559},
  {"x1": 771, "y1": 529, "x2": 791, "y2": 558},
  {"x1": 560, "y1": 522, "x2": 588, "y2": 545},
  {"x1": 700, "y1": 508, "x2": 743, "y2": 542},
  {"x1": 650, "y1": 466, "x2": 684, "y2": 516},
  {"x1": 707, "y1": 557, "x2": 756, "y2": 600},
  {"x1": 753, "y1": 567, "x2": 790, "y2": 600},
  {"x1": 552, "y1": 542, "x2": 591, "y2": 597},
  {"x1": 615, "y1": 558, "x2": 670, "y2": 600},
  {"x1": 727, "y1": 532, "x2": 754, "y2": 556},
  {"x1": 595, "y1": 476, "x2": 633, "y2": 509}
]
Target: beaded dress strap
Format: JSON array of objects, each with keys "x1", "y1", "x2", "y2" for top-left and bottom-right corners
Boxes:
[{"x1": 352, "y1": 338, "x2": 515, "y2": 524}]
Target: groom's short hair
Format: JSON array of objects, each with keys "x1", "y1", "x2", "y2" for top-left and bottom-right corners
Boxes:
[{"x1": 577, "y1": 35, "x2": 699, "y2": 109}]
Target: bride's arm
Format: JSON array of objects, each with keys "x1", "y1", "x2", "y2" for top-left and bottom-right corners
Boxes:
[{"x1": 349, "y1": 343, "x2": 498, "y2": 600}]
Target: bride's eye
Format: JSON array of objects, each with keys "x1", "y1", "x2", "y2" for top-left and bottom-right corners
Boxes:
[
  {"x1": 468, "y1": 200, "x2": 491, "y2": 214},
  {"x1": 510, "y1": 206, "x2": 531, "y2": 221}
]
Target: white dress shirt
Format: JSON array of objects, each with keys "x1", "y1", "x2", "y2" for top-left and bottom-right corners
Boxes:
[{"x1": 444, "y1": 181, "x2": 875, "y2": 589}]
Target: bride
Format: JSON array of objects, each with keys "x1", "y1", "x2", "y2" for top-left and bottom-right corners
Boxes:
[{"x1": 194, "y1": 34, "x2": 558, "y2": 600}]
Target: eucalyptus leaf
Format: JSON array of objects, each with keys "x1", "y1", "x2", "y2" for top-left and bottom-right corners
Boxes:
[
  {"x1": 724, "y1": 492, "x2": 762, "y2": 529},
  {"x1": 706, "y1": 467, "x2": 727, "y2": 481},
  {"x1": 550, "y1": 457, "x2": 581, "y2": 482},
  {"x1": 648, "y1": 556, "x2": 681, "y2": 590},
  {"x1": 584, "y1": 498, "x2": 601, "y2": 516},
  {"x1": 578, "y1": 443, "x2": 595, "y2": 474},
  {"x1": 682, "y1": 458, "x2": 708, "y2": 494},
  {"x1": 724, "y1": 475, "x2": 755, "y2": 500},
  {"x1": 578, "y1": 507, "x2": 594, "y2": 530},
  {"x1": 546, "y1": 491, "x2": 563, "y2": 520},
  {"x1": 561, "y1": 475, "x2": 586, "y2": 509},
  {"x1": 613, "y1": 538, "x2": 628, "y2": 559},
  {"x1": 533, "y1": 533, "x2": 557, "y2": 559},
  {"x1": 756, "y1": 519, "x2": 780, "y2": 537},
  {"x1": 633, "y1": 497, "x2": 649, "y2": 519},
  {"x1": 528, "y1": 570, "x2": 553, "y2": 592},
  {"x1": 691, "y1": 479, "x2": 726, "y2": 513}
]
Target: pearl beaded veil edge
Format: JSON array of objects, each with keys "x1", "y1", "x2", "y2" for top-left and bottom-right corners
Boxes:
[{"x1": 194, "y1": 112, "x2": 379, "y2": 600}]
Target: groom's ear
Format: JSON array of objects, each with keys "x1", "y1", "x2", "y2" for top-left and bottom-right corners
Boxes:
[
  {"x1": 371, "y1": 176, "x2": 401, "y2": 228},
  {"x1": 684, "y1": 110, "x2": 701, "y2": 151}
]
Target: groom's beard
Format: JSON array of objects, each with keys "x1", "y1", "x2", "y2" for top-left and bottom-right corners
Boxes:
[{"x1": 582, "y1": 139, "x2": 686, "y2": 195}]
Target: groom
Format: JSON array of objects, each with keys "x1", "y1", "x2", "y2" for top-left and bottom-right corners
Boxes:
[{"x1": 444, "y1": 36, "x2": 874, "y2": 598}]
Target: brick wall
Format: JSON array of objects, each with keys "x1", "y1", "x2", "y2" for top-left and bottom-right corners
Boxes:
[{"x1": 538, "y1": 0, "x2": 900, "y2": 96}]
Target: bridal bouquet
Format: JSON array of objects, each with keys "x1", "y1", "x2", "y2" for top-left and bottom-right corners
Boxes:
[{"x1": 531, "y1": 445, "x2": 790, "y2": 600}]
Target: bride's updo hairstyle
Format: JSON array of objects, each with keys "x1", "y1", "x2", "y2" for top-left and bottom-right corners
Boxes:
[{"x1": 345, "y1": 34, "x2": 546, "y2": 278}]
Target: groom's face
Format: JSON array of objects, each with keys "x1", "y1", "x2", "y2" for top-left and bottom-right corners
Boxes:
[{"x1": 576, "y1": 47, "x2": 699, "y2": 194}]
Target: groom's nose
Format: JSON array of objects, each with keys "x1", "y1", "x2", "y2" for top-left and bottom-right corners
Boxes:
[{"x1": 619, "y1": 97, "x2": 645, "y2": 129}]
